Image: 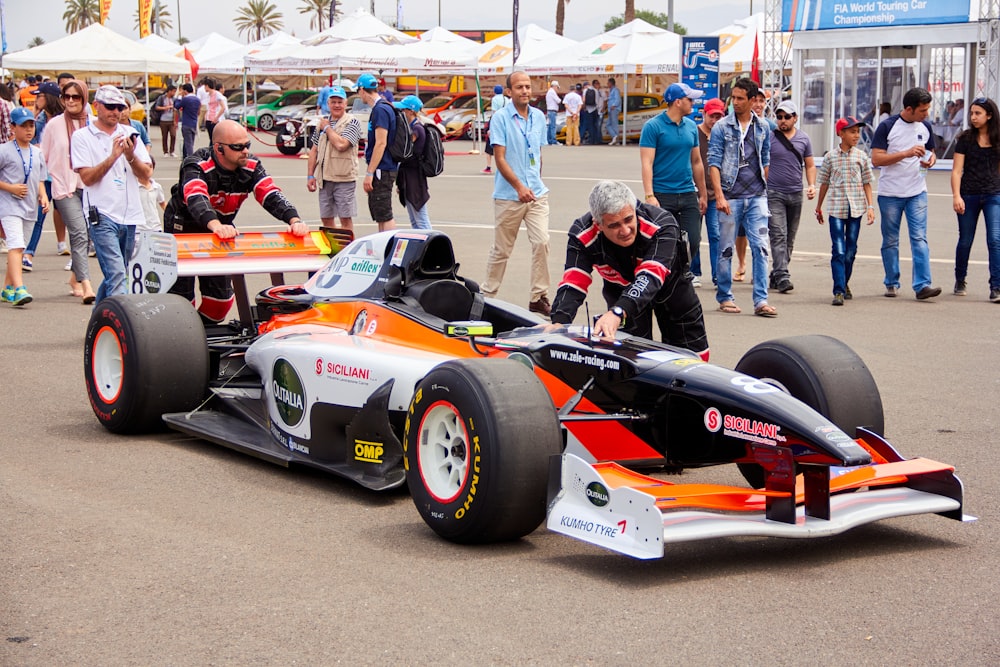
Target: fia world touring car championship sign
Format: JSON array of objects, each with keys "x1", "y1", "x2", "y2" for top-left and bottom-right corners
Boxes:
[{"x1": 782, "y1": 0, "x2": 971, "y2": 31}]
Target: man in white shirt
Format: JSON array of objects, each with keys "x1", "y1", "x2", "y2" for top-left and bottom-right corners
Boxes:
[
  {"x1": 563, "y1": 84, "x2": 583, "y2": 146},
  {"x1": 545, "y1": 80, "x2": 561, "y2": 146},
  {"x1": 71, "y1": 85, "x2": 153, "y2": 304}
]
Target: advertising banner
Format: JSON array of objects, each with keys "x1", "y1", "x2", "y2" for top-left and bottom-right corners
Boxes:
[
  {"x1": 681, "y1": 36, "x2": 720, "y2": 122},
  {"x1": 782, "y1": 0, "x2": 971, "y2": 32}
]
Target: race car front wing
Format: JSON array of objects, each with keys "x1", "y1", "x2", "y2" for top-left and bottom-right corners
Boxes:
[{"x1": 546, "y1": 449, "x2": 974, "y2": 559}]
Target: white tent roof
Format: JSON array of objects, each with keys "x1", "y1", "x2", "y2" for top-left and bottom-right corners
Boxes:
[
  {"x1": 522, "y1": 19, "x2": 680, "y2": 75},
  {"x1": 184, "y1": 32, "x2": 244, "y2": 64},
  {"x1": 139, "y1": 33, "x2": 181, "y2": 56},
  {"x1": 4, "y1": 23, "x2": 192, "y2": 75},
  {"x1": 246, "y1": 36, "x2": 478, "y2": 75},
  {"x1": 199, "y1": 31, "x2": 302, "y2": 75},
  {"x1": 478, "y1": 24, "x2": 577, "y2": 75},
  {"x1": 419, "y1": 27, "x2": 480, "y2": 52},
  {"x1": 303, "y1": 8, "x2": 417, "y2": 46},
  {"x1": 710, "y1": 13, "x2": 791, "y2": 73}
]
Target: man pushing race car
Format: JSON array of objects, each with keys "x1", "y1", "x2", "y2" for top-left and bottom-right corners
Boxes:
[
  {"x1": 163, "y1": 119, "x2": 309, "y2": 323},
  {"x1": 549, "y1": 180, "x2": 710, "y2": 360}
]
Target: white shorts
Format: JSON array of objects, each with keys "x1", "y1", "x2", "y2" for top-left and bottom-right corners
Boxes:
[{"x1": 0, "y1": 215, "x2": 32, "y2": 250}]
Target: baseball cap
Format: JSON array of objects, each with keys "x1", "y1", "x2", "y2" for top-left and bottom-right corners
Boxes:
[
  {"x1": 703, "y1": 98, "x2": 726, "y2": 117},
  {"x1": 37, "y1": 81, "x2": 61, "y2": 98},
  {"x1": 835, "y1": 116, "x2": 866, "y2": 134},
  {"x1": 357, "y1": 73, "x2": 379, "y2": 90},
  {"x1": 10, "y1": 108, "x2": 35, "y2": 126},
  {"x1": 494, "y1": 84, "x2": 504, "y2": 95},
  {"x1": 575, "y1": 83, "x2": 583, "y2": 90},
  {"x1": 94, "y1": 85, "x2": 127, "y2": 107},
  {"x1": 328, "y1": 85, "x2": 347, "y2": 100},
  {"x1": 664, "y1": 82, "x2": 704, "y2": 104},
  {"x1": 394, "y1": 95, "x2": 423, "y2": 112},
  {"x1": 776, "y1": 100, "x2": 798, "y2": 115},
  {"x1": 551, "y1": 80, "x2": 560, "y2": 88}
]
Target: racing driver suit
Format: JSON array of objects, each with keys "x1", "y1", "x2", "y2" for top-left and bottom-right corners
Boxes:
[
  {"x1": 549, "y1": 200, "x2": 709, "y2": 359},
  {"x1": 164, "y1": 146, "x2": 301, "y2": 322}
]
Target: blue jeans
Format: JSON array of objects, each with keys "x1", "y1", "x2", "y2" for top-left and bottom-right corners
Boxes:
[
  {"x1": 25, "y1": 181, "x2": 53, "y2": 256},
  {"x1": 955, "y1": 193, "x2": 1000, "y2": 289},
  {"x1": 181, "y1": 125, "x2": 197, "y2": 158},
  {"x1": 654, "y1": 191, "x2": 701, "y2": 276},
  {"x1": 717, "y1": 195, "x2": 771, "y2": 307},
  {"x1": 90, "y1": 213, "x2": 136, "y2": 304},
  {"x1": 878, "y1": 192, "x2": 932, "y2": 291},
  {"x1": 828, "y1": 215, "x2": 861, "y2": 295},
  {"x1": 405, "y1": 201, "x2": 432, "y2": 230},
  {"x1": 546, "y1": 110, "x2": 558, "y2": 145},
  {"x1": 766, "y1": 188, "x2": 803, "y2": 284},
  {"x1": 693, "y1": 200, "x2": 719, "y2": 283}
]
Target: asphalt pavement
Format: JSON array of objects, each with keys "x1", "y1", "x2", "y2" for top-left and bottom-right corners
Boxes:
[{"x1": 1, "y1": 128, "x2": 997, "y2": 665}]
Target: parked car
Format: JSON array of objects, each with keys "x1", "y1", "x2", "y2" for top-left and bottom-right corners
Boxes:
[
  {"x1": 275, "y1": 95, "x2": 375, "y2": 156},
  {"x1": 226, "y1": 89, "x2": 313, "y2": 131},
  {"x1": 556, "y1": 93, "x2": 668, "y2": 144},
  {"x1": 422, "y1": 91, "x2": 478, "y2": 118}
]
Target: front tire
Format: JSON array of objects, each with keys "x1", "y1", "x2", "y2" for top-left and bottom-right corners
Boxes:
[
  {"x1": 734, "y1": 335, "x2": 884, "y2": 488},
  {"x1": 84, "y1": 294, "x2": 209, "y2": 434},
  {"x1": 257, "y1": 113, "x2": 275, "y2": 131},
  {"x1": 404, "y1": 359, "x2": 562, "y2": 544}
]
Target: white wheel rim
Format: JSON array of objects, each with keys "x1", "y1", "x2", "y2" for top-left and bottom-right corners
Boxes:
[
  {"x1": 417, "y1": 401, "x2": 470, "y2": 503},
  {"x1": 92, "y1": 326, "x2": 124, "y2": 403}
]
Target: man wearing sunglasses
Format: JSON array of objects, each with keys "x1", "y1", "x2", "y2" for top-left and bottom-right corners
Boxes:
[
  {"x1": 70, "y1": 85, "x2": 153, "y2": 305},
  {"x1": 766, "y1": 100, "x2": 816, "y2": 294},
  {"x1": 163, "y1": 119, "x2": 306, "y2": 323}
]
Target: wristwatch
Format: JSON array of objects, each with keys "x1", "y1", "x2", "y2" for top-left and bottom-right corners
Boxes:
[{"x1": 611, "y1": 306, "x2": 626, "y2": 324}]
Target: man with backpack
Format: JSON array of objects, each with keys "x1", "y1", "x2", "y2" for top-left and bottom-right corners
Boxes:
[
  {"x1": 357, "y1": 72, "x2": 399, "y2": 231},
  {"x1": 395, "y1": 95, "x2": 433, "y2": 229}
]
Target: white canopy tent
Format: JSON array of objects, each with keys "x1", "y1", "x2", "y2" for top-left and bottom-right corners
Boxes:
[
  {"x1": 478, "y1": 24, "x2": 577, "y2": 75},
  {"x1": 522, "y1": 19, "x2": 680, "y2": 75},
  {"x1": 138, "y1": 33, "x2": 182, "y2": 56},
  {"x1": 708, "y1": 13, "x2": 792, "y2": 74},
  {"x1": 183, "y1": 32, "x2": 244, "y2": 65},
  {"x1": 199, "y1": 31, "x2": 302, "y2": 75},
  {"x1": 3, "y1": 23, "x2": 192, "y2": 76},
  {"x1": 302, "y1": 7, "x2": 417, "y2": 46}
]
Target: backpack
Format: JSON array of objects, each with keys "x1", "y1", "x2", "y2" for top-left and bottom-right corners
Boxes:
[
  {"x1": 150, "y1": 95, "x2": 164, "y2": 126},
  {"x1": 381, "y1": 100, "x2": 414, "y2": 164},
  {"x1": 419, "y1": 123, "x2": 445, "y2": 178},
  {"x1": 585, "y1": 87, "x2": 596, "y2": 107}
]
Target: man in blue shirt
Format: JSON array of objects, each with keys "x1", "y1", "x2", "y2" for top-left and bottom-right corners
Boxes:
[
  {"x1": 173, "y1": 83, "x2": 201, "y2": 158},
  {"x1": 357, "y1": 72, "x2": 398, "y2": 231},
  {"x1": 605, "y1": 78, "x2": 622, "y2": 145},
  {"x1": 482, "y1": 71, "x2": 552, "y2": 316},
  {"x1": 640, "y1": 82, "x2": 707, "y2": 287}
]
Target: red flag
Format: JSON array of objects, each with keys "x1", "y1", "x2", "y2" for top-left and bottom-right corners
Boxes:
[
  {"x1": 183, "y1": 47, "x2": 199, "y2": 79},
  {"x1": 750, "y1": 32, "x2": 760, "y2": 84}
]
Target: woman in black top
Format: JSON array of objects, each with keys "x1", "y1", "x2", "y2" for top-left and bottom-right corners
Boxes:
[{"x1": 950, "y1": 96, "x2": 1000, "y2": 302}]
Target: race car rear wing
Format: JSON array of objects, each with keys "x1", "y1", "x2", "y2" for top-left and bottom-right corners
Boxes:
[{"x1": 129, "y1": 227, "x2": 354, "y2": 326}]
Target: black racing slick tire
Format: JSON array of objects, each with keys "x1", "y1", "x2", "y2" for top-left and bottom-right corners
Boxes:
[
  {"x1": 734, "y1": 335, "x2": 884, "y2": 488},
  {"x1": 275, "y1": 135, "x2": 302, "y2": 156},
  {"x1": 404, "y1": 358, "x2": 562, "y2": 544},
  {"x1": 84, "y1": 294, "x2": 209, "y2": 434}
]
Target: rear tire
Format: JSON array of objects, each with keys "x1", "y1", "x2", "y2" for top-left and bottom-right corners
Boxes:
[
  {"x1": 734, "y1": 335, "x2": 884, "y2": 488},
  {"x1": 404, "y1": 359, "x2": 561, "y2": 544},
  {"x1": 275, "y1": 134, "x2": 301, "y2": 155},
  {"x1": 84, "y1": 294, "x2": 209, "y2": 434},
  {"x1": 257, "y1": 113, "x2": 275, "y2": 131}
]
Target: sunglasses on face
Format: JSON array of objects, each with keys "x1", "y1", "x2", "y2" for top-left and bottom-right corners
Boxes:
[
  {"x1": 775, "y1": 113, "x2": 795, "y2": 120},
  {"x1": 973, "y1": 96, "x2": 988, "y2": 106},
  {"x1": 103, "y1": 104, "x2": 127, "y2": 112},
  {"x1": 219, "y1": 141, "x2": 252, "y2": 152},
  {"x1": 61, "y1": 93, "x2": 83, "y2": 101}
]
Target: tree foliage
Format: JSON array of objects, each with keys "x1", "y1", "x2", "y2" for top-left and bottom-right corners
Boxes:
[
  {"x1": 134, "y1": 1, "x2": 174, "y2": 36},
  {"x1": 28, "y1": 37, "x2": 45, "y2": 48},
  {"x1": 62, "y1": 0, "x2": 100, "y2": 33},
  {"x1": 235, "y1": 0, "x2": 284, "y2": 42},
  {"x1": 604, "y1": 10, "x2": 686, "y2": 34},
  {"x1": 299, "y1": 0, "x2": 342, "y2": 33}
]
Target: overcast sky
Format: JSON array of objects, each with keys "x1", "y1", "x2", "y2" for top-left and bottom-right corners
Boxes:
[{"x1": 3, "y1": 0, "x2": 756, "y2": 53}]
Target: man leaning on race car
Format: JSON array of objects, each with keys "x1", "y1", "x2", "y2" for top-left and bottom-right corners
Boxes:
[
  {"x1": 549, "y1": 180, "x2": 710, "y2": 360},
  {"x1": 164, "y1": 119, "x2": 309, "y2": 323}
]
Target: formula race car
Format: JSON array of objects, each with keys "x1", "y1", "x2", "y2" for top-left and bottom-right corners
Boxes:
[{"x1": 83, "y1": 229, "x2": 973, "y2": 558}]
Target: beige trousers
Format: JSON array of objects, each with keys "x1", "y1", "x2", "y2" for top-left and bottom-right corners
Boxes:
[{"x1": 482, "y1": 196, "x2": 550, "y2": 302}]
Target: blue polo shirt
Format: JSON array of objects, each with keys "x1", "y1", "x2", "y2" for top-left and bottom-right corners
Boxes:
[
  {"x1": 639, "y1": 112, "x2": 699, "y2": 194},
  {"x1": 489, "y1": 103, "x2": 548, "y2": 201}
]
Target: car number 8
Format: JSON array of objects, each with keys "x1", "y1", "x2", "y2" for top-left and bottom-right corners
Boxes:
[{"x1": 731, "y1": 375, "x2": 780, "y2": 394}]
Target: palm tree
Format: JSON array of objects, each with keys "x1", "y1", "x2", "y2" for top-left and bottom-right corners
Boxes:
[
  {"x1": 28, "y1": 37, "x2": 45, "y2": 47},
  {"x1": 235, "y1": 0, "x2": 284, "y2": 42},
  {"x1": 625, "y1": 0, "x2": 635, "y2": 24},
  {"x1": 133, "y1": 1, "x2": 174, "y2": 36},
  {"x1": 298, "y1": 0, "x2": 341, "y2": 32},
  {"x1": 555, "y1": 0, "x2": 571, "y2": 36},
  {"x1": 62, "y1": 0, "x2": 100, "y2": 33}
]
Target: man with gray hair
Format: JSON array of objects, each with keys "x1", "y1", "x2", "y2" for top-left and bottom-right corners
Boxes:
[{"x1": 549, "y1": 180, "x2": 709, "y2": 359}]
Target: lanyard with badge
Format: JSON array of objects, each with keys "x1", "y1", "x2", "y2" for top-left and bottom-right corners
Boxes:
[
  {"x1": 738, "y1": 119, "x2": 752, "y2": 170},
  {"x1": 512, "y1": 110, "x2": 536, "y2": 167},
  {"x1": 14, "y1": 142, "x2": 32, "y2": 183}
]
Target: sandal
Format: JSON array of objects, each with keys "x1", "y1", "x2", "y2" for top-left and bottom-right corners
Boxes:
[
  {"x1": 754, "y1": 304, "x2": 778, "y2": 318},
  {"x1": 734, "y1": 270, "x2": 746, "y2": 282},
  {"x1": 718, "y1": 302, "x2": 741, "y2": 314},
  {"x1": 82, "y1": 294, "x2": 96, "y2": 305}
]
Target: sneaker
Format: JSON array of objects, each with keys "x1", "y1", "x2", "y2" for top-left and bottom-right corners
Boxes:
[
  {"x1": 22, "y1": 255, "x2": 33, "y2": 272},
  {"x1": 11, "y1": 286, "x2": 32, "y2": 306},
  {"x1": 528, "y1": 295, "x2": 551, "y2": 317},
  {"x1": 691, "y1": 276, "x2": 702, "y2": 288},
  {"x1": 954, "y1": 280, "x2": 967, "y2": 296},
  {"x1": 884, "y1": 286, "x2": 898, "y2": 298},
  {"x1": 64, "y1": 260, "x2": 72, "y2": 271},
  {"x1": 777, "y1": 279, "x2": 794, "y2": 293},
  {"x1": 481, "y1": 167, "x2": 492, "y2": 174},
  {"x1": 88, "y1": 242, "x2": 96, "y2": 257},
  {"x1": 57, "y1": 242, "x2": 70, "y2": 255},
  {"x1": 916, "y1": 285, "x2": 942, "y2": 300},
  {"x1": 845, "y1": 284, "x2": 853, "y2": 300},
  {"x1": 990, "y1": 288, "x2": 1000, "y2": 303},
  {"x1": 1, "y1": 285, "x2": 14, "y2": 302},
  {"x1": 831, "y1": 293, "x2": 845, "y2": 306}
]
